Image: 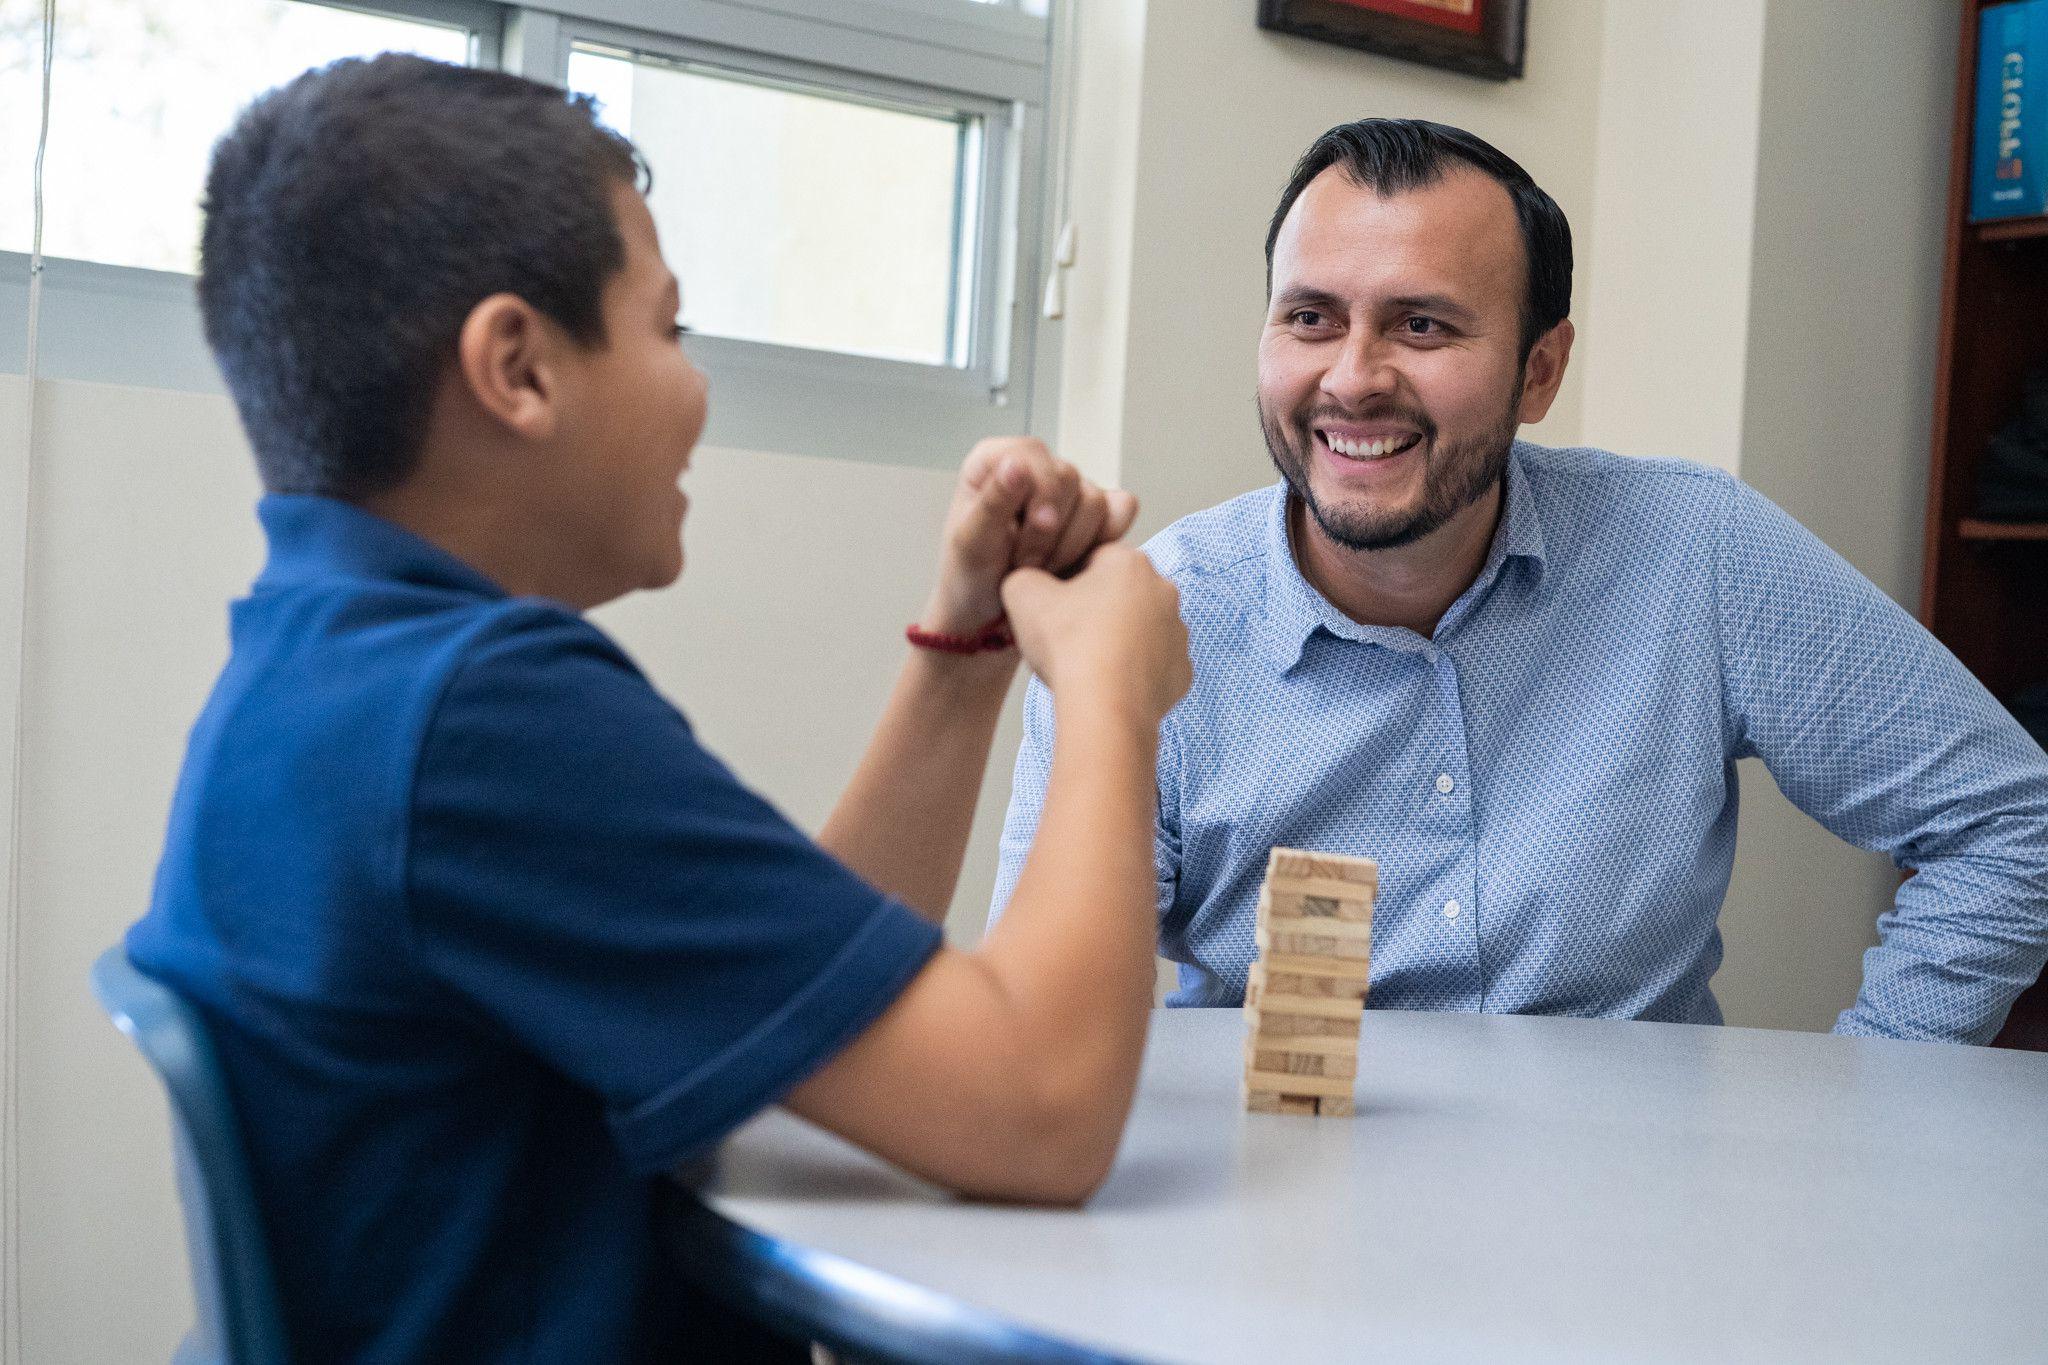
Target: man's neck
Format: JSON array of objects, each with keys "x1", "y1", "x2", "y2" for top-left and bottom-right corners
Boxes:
[{"x1": 1288, "y1": 480, "x2": 1504, "y2": 638}]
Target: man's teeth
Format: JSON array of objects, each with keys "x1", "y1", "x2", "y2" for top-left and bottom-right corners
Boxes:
[{"x1": 1324, "y1": 432, "x2": 1419, "y2": 459}]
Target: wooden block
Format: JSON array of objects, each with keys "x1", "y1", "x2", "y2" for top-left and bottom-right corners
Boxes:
[
  {"x1": 1267, "y1": 848, "x2": 1378, "y2": 888},
  {"x1": 1261, "y1": 892, "x2": 1370, "y2": 928},
  {"x1": 1255, "y1": 908, "x2": 1373, "y2": 940},
  {"x1": 1249, "y1": 962, "x2": 1365, "y2": 1004},
  {"x1": 1244, "y1": 1067, "x2": 1356, "y2": 1099},
  {"x1": 1262, "y1": 878, "x2": 1375, "y2": 917},
  {"x1": 1263, "y1": 952, "x2": 1372, "y2": 979},
  {"x1": 1246, "y1": 1042, "x2": 1358, "y2": 1079},
  {"x1": 1260, "y1": 954, "x2": 1370, "y2": 999},
  {"x1": 1263, "y1": 968, "x2": 1369, "y2": 999},
  {"x1": 1259, "y1": 924, "x2": 1373, "y2": 961},
  {"x1": 1245, "y1": 1088, "x2": 1318, "y2": 1116},
  {"x1": 1316, "y1": 1096, "x2": 1356, "y2": 1117},
  {"x1": 1241, "y1": 1029, "x2": 1357, "y2": 1057},
  {"x1": 1248, "y1": 1009, "x2": 1359, "y2": 1039},
  {"x1": 1243, "y1": 987, "x2": 1363, "y2": 1021}
]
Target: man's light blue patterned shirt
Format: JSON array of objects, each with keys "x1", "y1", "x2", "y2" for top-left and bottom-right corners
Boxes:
[{"x1": 991, "y1": 443, "x2": 2048, "y2": 1042}]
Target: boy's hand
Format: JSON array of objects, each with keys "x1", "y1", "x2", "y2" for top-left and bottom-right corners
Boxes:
[
  {"x1": 1001, "y1": 546, "x2": 1191, "y2": 730},
  {"x1": 917, "y1": 438, "x2": 1139, "y2": 638}
]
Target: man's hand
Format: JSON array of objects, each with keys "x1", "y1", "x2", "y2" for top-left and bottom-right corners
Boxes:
[
  {"x1": 918, "y1": 438, "x2": 1139, "y2": 639},
  {"x1": 1002, "y1": 546, "x2": 1192, "y2": 731}
]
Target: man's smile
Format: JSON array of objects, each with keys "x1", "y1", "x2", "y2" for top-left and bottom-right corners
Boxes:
[{"x1": 1316, "y1": 427, "x2": 1424, "y2": 461}]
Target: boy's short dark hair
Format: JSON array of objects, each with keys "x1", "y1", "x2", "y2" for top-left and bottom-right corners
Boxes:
[
  {"x1": 198, "y1": 54, "x2": 644, "y2": 498},
  {"x1": 1265, "y1": 118, "x2": 1572, "y2": 362}
]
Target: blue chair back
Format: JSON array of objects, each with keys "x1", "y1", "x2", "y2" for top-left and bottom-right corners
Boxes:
[{"x1": 90, "y1": 947, "x2": 289, "y2": 1365}]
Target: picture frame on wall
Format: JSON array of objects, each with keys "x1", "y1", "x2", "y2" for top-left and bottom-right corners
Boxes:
[{"x1": 1257, "y1": 0, "x2": 1527, "y2": 82}]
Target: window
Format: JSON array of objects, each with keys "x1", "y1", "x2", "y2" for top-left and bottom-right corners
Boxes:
[
  {"x1": 0, "y1": 0, "x2": 488, "y2": 272},
  {"x1": 3, "y1": 0, "x2": 1061, "y2": 467},
  {"x1": 570, "y1": 44, "x2": 981, "y2": 367}
]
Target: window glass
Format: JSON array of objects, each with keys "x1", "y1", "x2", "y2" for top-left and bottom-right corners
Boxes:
[
  {"x1": 0, "y1": 0, "x2": 472, "y2": 272},
  {"x1": 568, "y1": 43, "x2": 980, "y2": 367}
]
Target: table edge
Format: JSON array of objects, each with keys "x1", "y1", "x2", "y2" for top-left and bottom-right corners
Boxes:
[{"x1": 657, "y1": 1182, "x2": 1154, "y2": 1365}]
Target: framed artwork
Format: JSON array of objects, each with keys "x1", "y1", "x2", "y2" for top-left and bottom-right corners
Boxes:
[{"x1": 1257, "y1": 0, "x2": 1527, "y2": 82}]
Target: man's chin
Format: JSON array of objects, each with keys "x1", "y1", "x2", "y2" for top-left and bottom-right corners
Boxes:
[
  {"x1": 1307, "y1": 506, "x2": 1429, "y2": 552},
  {"x1": 1299, "y1": 479, "x2": 1429, "y2": 552}
]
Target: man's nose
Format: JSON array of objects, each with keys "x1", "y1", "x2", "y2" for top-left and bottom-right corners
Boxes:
[{"x1": 1319, "y1": 332, "x2": 1398, "y2": 408}]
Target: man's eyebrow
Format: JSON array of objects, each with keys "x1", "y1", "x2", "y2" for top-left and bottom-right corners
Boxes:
[
  {"x1": 1385, "y1": 293, "x2": 1479, "y2": 325},
  {"x1": 1270, "y1": 286, "x2": 1348, "y2": 315}
]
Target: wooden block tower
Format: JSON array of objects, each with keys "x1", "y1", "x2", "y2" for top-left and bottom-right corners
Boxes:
[{"x1": 1242, "y1": 847, "x2": 1377, "y2": 1117}]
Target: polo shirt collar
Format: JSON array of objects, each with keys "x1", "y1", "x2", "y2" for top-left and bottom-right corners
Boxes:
[
  {"x1": 1257, "y1": 440, "x2": 1549, "y2": 674},
  {"x1": 253, "y1": 494, "x2": 509, "y2": 600}
]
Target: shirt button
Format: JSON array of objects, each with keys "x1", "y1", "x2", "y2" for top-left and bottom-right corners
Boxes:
[
  {"x1": 1443, "y1": 899, "x2": 1461, "y2": 920},
  {"x1": 1435, "y1": 773, "x2": 1455, "y2": 795}
]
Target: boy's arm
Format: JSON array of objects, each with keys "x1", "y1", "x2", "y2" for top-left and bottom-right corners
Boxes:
[
  {"x1": 816, "y1": 438, "x2": 1135, "y2": 920},
  {"x1": 786, "y1": 549, "x2": 1189, "y2": 1205}
]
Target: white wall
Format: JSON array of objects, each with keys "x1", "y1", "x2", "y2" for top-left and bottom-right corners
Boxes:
[
  {"x1": 1579, "y1": 1, "x2": 1768, "y2": 473},
  {"x1": 1711, "y1": 0, "x2": 1955, "y2": 1031}
]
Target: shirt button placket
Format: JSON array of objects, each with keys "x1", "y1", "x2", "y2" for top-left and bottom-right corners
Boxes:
[{"x1": 1427, "y1": 648, "x2": 1481, "y2": 1008}]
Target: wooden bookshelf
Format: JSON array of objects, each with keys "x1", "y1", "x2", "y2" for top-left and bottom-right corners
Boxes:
[
  {"x1": 1924, "y1": 1, "x2": 2048, "y2": 1050},
  {"x1": 1974, "y1": 216, "x2": 2048, "y2": 244},
  {"x1": 1956, "y1": 518, "x2": 2048, "y2": 541}
]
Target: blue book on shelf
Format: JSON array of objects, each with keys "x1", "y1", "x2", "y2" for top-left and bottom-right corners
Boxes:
[{"x1": 1974, "y1": 0, "x2": 2048, "y2": 221}]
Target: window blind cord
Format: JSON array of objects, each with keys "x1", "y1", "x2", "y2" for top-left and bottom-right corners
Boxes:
[
  {"x1": 1040, "y1": 0, "x2": 1081, "y2": 322},
  {"x1": 4, "y1": 4, "x2": 55, "y2": 1359}
]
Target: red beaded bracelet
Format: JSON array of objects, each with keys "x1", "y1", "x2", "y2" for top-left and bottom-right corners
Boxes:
[{"x1": 905, "y1": 613, "x2": 1015, "y2": 654}]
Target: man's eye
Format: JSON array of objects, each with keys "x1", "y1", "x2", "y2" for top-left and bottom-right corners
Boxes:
[
  {"x1": 1402, "y1": 316, "x2": 1441, "y2": 335},
  {"x1": 1291, "y1": 310, "x2": 1326, "y2": 328}
]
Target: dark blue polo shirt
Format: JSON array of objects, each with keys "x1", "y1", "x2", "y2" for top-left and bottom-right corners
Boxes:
[{"x1": 127, "y1": 495, "x2": 942, "y2": 1363}]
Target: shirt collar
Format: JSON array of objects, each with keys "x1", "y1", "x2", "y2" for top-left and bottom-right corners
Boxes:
[
  {"x1": 252, "y1": 494, "x2": 509, "y2": 600},
  {"x1": 1257, "y1": 440, "x2": 1548, "y2": 674}
]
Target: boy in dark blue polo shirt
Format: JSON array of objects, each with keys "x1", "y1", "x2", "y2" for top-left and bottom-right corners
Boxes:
[{"x1": 126, "y1": 55, "x2": 1190, "y2": 1363}]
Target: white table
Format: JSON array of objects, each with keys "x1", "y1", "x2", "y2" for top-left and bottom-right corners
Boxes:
[{"x1": 681, "y1": 1008, "x2": 2048, "y2": 1363}]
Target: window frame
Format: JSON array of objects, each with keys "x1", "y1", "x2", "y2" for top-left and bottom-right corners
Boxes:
[{"x1": 4, "y1": 0, "x2": 1063, "y2": 471}]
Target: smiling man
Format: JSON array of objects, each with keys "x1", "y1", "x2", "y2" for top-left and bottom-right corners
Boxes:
[{"x1": 993, "y1": 118, "x2": 2048, "y2": 1043}]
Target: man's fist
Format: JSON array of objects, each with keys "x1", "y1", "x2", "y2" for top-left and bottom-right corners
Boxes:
[{"x1": 1001, "y1": 546, "x2": 1191, "y2": 731}]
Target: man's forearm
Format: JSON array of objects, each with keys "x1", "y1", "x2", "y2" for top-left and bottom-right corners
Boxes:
[{"x1": 818, "y1": 647, "x2": 1020, "y2": 920}]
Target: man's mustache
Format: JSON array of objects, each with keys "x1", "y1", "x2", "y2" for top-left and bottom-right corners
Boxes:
[{"x1": 1299, "y1": 405, "x2": 1437, "y2": 440}]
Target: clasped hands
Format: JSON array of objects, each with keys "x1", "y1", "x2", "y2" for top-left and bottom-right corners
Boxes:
[{"x1": 920, "y1": 438, "x2": 1190, "y2": 726}]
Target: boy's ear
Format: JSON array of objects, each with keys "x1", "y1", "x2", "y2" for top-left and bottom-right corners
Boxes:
[{"x1": 455, "y1": 293, "x2": 561, "y2": 442}]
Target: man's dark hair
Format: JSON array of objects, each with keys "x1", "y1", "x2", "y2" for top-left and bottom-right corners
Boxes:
[
  {"x1": 198, "y1": 54, "x2": 645, "y2": 497},
  {"x1": 1265, "y1": 118, "x2": 1572, "y2": 360}
]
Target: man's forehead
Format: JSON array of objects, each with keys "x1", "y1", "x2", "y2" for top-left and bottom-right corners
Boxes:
[{"x1": 1271, "y1": 164, "x2": 1523, "y2": 301}]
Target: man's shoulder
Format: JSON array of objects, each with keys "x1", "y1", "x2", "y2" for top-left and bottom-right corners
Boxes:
[
  {"x1": 1141, "y1": 483, "x2": 1282, "y2": 589},
  {"x1": 1517, "y1": 440, "x2": 1732, "y2": 503},
  {"x1": 1515, "y1": 441, "x2": 1738, "y2": 552}
]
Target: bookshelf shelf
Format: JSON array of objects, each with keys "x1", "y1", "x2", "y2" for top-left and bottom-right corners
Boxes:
[
  {"x1": 1975, "y1": 217, "x2": 2048, "y2": 244},
  {"x1": 1956, "y1": 518, "x2": 2048, "y2": 541},
  {"x1": 1925, "y1": 0, "x2": 2048, "y2": 1050}
]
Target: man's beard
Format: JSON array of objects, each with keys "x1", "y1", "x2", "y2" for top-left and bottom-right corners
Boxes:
[{"x1": 1259, "y1": 385, "x2": 1520, "y2": 552}]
